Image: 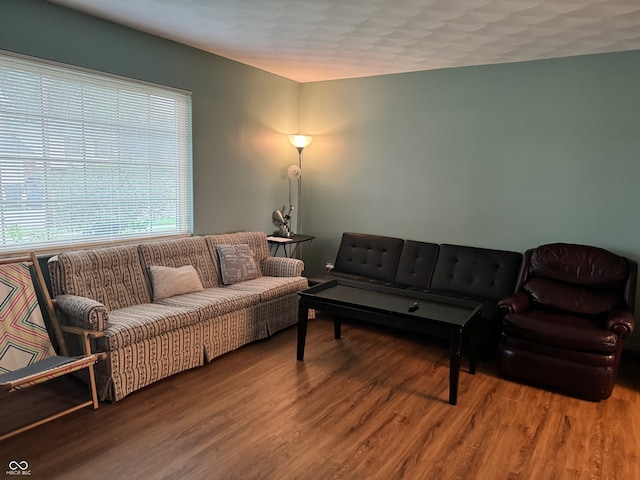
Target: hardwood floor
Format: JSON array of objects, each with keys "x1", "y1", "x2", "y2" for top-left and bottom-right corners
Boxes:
[{"x1": 2, "y1": 313, "x2": 639, "y2": 480}]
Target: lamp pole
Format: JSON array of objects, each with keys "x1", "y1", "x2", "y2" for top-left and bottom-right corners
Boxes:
[
  {"x1": 287, "y1": 134, "x2": 313, "y2": 258},
  {"x1": 295, "y1": 146, "x2": 303, "y2": 235}
]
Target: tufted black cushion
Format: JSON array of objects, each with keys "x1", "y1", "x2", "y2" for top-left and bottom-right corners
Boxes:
[
  {"x1": 394, "y1": 240, "x2": 439, "y2": 289},
  {"x1": 333, "y1": 232, "x2": 404, "y2": 284},
  {"x1": 430, "y1": 244, "x2": 522, "y2": 300}
]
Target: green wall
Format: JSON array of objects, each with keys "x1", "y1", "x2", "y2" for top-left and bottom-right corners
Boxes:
[
  {"x1": 299, "y1": 52, "x2": 640, "y2": 350},
  {"x1": 0, "y1": 0, "x2": 301, "y2": 236},
  {"x1": 3, "y1": 1, "x2": 640, "y2": 350}
]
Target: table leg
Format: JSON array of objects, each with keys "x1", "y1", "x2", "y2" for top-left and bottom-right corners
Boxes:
[
  {"x1": 449, "y1": 327, "x2": 463, "y2": 405},
  {"x1": 468, "y1": 315, "x2": 479, "y2": 375},
  {"x1": 334, "y1": 315, "x2": 342, "y2": 339},
  {"x1": 297, "y1": 300, "x2": 308, "y2": 361}
]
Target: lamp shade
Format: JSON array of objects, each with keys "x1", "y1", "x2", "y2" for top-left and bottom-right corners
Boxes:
[{"x1": 288, "y1": 134, "x2": 313, "y2": 149}]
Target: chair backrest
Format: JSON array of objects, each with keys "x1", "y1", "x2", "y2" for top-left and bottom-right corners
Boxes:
[
  {"x1": 519, "y1": 243, "x2": 635, "y2": 315},
  {"x1": 0, "y1": 262, "x2": 55, "y2": 374}
]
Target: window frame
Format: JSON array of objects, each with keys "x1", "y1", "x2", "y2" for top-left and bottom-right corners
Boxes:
[{"x1": 0, "y1": 51, "x2": 193, "y2": 258}]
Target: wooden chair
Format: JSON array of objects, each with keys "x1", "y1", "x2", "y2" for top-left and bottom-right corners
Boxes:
[{"x1": 0, "y1": 252, "x2": 103, "y2": 441}]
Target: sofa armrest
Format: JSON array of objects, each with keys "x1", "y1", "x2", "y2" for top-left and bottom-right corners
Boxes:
[
  {"x1": 498, "y1": 292, "x2": 530, "y2": 315},
  {"x1": 55, "y1": 294, "x2": 109, "y2": 332},
  {"x1": 606, "y1": 308, "x2": 635, "y2": 339},
  {"x1": 261, "y1": 257, "x2": 304, "y2": 277}
]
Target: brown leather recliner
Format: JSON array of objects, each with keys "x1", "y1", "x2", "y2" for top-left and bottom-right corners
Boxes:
[{"x1": 498, "y1": 243, "x2": 637, "y2": 400}]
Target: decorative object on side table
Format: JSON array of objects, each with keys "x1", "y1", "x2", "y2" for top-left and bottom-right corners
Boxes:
[{"x1": 272, "y1": 207, "x2": 293, "y2": 237}]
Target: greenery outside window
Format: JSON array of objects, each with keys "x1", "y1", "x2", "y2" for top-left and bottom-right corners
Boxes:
[{"x1": 0, "y1": 52, "x2": 192, "y2": 256}]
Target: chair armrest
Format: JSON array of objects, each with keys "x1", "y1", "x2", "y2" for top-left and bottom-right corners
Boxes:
[
  {"x1": 60, "y1": 325, "x2": 105, "y2": 339},
  {"x1": 606, "y1": 309, "x2": 635, "y2": 339},
  {"x1": 261, "y1": 257, "x2": 304, "y2": 277},
  {"x1": 498, "y1": 292, "x2": 530, "y2": 315},
  {"x1": 55, "y1": 294, "x2": 109, "y2": 331},
  {"x1": 59, "y1": 326, "x2": 107, "y2": 360}
]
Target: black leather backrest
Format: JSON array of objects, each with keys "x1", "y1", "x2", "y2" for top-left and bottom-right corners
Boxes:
[
  {"x1": 334, "y1": 232, "x2": 404, "y2": 283},
  {"x1": 394, "y1": 240, "x2": 439, "y2": 289},
  {"x1": 430, "y1": 244, "x2": 522, "y2": 300}
]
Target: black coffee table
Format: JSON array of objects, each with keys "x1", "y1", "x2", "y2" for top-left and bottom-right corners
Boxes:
[{"x1": 297, "y1": 279, "x2": 482, "y2": 405}]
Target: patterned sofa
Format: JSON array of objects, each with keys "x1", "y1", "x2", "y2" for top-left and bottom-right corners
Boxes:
[{"x1": 48, "y1": 232, "x2": 307, "y2": 402}]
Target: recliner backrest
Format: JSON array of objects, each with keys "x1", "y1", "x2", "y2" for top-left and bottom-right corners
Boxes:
[
  {"x1": 529, "y1": 243, "x2": 628, "y2": 287},
  {"x1": 522, "y1": 243, "x2": 634, "y2": 315},
  {"x1": 333, "y1": 232, "x2": 404, "y2": 283}
]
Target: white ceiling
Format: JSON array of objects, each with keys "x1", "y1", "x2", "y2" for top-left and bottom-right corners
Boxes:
[{"x1": 49, "y1": 0, "x2": 640, "y2": 83}]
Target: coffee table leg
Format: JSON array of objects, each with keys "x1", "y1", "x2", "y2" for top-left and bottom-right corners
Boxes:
[
  {"x1": 297, "y1": 300, "x2": 308, "y2": 361},
  {"x1": 468, "y1": 315, "x2": 479, "y2": 375},
  {"x1": 449, "y1": 327, "x2": 463, "y2": 405},
  {"x1": 334, "y1": 315, "x2": 342, "y2": 339}
]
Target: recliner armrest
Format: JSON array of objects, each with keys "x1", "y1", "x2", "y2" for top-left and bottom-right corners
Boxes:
[
  {"x1": 498, "y1": 292, "x2": 530, "y2": 314},
  {"x1": 606, "y1": 308, "x2": 635, "y2": 339}
]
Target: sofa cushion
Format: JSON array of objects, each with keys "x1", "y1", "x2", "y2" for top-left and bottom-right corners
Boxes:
[
  {"x1": 430, "y1": 244, "x2": 522, "y2": 301},
  {"x1": 56, "y1": 244, "x2": 151, "y2": 311},
  {"x1": 333, "y1": 232, "x2": 404, "y2": 284},
  {"x1": 394, "y1": 240, "x2": 439, "y2": 289},
  {"x1": 328, "y1": 271, "x2": 393, "y2": 286},
  {"x1": 138, "y1": 236, "x2": 220, "y2": 288},
  {"x1": 523, "y1": 277, "x2": 620, "y2": 316},
  {"x1": 216, "y1": 244, "x2": 261, "y2": 285},
  {"x1": 98, "y1": 288, "x2": 261, "y2": 350},
  {"x1": 226, "y1": 276, "x2": 309, "y2": 302},
  {"x1": 529, "y1": 243, "x2": 628, "y2": 287},
  {"x1": 155, "y1": 288, "x2": 261, "y2": 319},
  {"x1": 149, "y1": 265, "x2": 204, "y2": 301},
  {"x1": 98, "y1": 302, "x2": 202, "y2": 350}
]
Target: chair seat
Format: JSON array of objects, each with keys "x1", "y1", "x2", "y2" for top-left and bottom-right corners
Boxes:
[
  {"x1": 503, "y1": 311, "x2": 617, "y2": 354},
  {"x1": 0, "y1": 355, "x2": 97, "y2": 391}
]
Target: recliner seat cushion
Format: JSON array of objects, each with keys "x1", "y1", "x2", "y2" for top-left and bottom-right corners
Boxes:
[
  {"x1": 503, "y1": 311, "x2": 617, "y2": 353},
  {"x1": 500, "y1": 334, "x2": 615, "y2": 368}
]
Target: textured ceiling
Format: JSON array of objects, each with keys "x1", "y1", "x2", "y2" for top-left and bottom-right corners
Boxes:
[{"x1": 49, "y1": 0, "x2": 640, "y2": 82}]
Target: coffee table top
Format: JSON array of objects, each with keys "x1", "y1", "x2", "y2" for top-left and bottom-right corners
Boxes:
[{"x1": 300, "y1": 279, "x2": 481, "y2": 327}]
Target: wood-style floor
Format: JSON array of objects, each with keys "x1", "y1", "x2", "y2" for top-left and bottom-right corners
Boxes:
[{"x1": 2, "y1": 313, "x2": 639, "y2": 480}]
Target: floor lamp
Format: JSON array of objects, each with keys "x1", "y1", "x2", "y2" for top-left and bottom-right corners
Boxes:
[{"x1": 287, "y1": 134, "x2": 313, "y2": 237}]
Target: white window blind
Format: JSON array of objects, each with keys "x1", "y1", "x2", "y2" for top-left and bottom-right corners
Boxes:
[{"x1": 0, "y1": 52, "x2": 192, "y2": 255}]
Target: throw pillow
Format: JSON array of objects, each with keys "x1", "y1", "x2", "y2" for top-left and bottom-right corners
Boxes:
[
  {"x1": 216, "y1": 244, "x2": 260, "y2": 285},
  {"x1": 149, "y1": 265, "x2": 204, "y2": 301}
]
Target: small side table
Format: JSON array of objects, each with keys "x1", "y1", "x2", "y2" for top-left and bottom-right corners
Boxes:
[{"x1": 267, "y1": 234, "x2": 315, "y2": 258}]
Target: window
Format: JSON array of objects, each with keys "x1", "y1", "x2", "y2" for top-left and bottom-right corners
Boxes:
[{"x1": 0, "y1": 52, "x2": 192, "y2": 256}]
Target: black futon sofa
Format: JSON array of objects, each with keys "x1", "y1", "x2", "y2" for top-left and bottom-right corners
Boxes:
[{"x1": 317, "y1": 232, "x2": 523, "y2": 357}]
